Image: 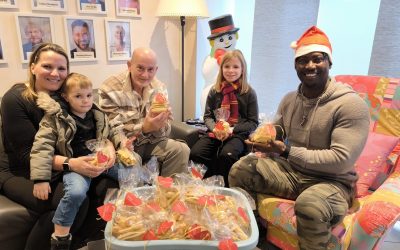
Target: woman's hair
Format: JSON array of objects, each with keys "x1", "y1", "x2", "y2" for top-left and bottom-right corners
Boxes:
[
  {"x1": 22, "y1": 43, "x2": 69, "y2": 101},
  {"x1": 214, "y1": 49, "x2": 249, "y2": 94},
  {"x1": 60, "y1": 73, "x2": 92, "y2": 94}
]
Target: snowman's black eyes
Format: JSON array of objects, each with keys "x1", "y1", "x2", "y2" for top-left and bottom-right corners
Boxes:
[{"x1": 219, "y1": 37, "x2": 224, "y2": 42}]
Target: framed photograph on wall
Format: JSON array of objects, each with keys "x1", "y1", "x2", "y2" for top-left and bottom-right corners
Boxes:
[
  {"x1": 0, "y1": 37, "x2": 5, "y2": 63},
  {"x1": 64, "y1": 17, "x2": 97, "y2": 61},
  {"x1": 15, "y1": 14, "x2": 54, "y2": 63},
  {"x1": 76, "y1": 0, "x2": 106, "y2": 14},
  {"x1": 0, "y1": 0, "x2": 17, "y2": 9},
  {"x1": 105, "y1": 19, "x2": 131, "y2": 61},
  {"x1": 116, "y1": 0, "x2": 140, "y2": 17},
  {"x1": 31, "y1": 0, "x2": 67, "y2": 12}
]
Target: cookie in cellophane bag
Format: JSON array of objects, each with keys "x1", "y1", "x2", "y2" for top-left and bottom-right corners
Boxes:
[
  {"x1": 250, "y1": 113, "x2": 284, "y2": 143},
  {"x1": 150, "y1": 89, "x2": 169, "y2": 115},
  {"x1": 213, "y1": 108, "x2": 232, "y2": 134},
  {"x1": 116, "y1": 133, "x2": 142, "y2": 167},
  {"x1": 85, "y1": 139, "x2": 112, "y2": 168}
]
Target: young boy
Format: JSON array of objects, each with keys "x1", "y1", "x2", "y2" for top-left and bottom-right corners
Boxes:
[{"x1": 30, "y1": 73, "x2": 121, "y2": 249}]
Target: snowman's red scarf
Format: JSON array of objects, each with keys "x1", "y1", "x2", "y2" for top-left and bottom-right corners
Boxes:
[{"x1": 220, "y1": 81, "x2": 239, "y2": 126}]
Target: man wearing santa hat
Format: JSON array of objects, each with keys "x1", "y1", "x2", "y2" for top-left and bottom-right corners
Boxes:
[{"x1": 229, "y1": 26, "x2": 370, "y2": 249}]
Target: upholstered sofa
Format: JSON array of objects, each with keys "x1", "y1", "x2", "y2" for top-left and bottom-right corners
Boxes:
[
  {"x1": 0, "y1": 92, "x2": 198, "y2": 250},
  {"x1": 258, "y1": 75, "x2": 400, "y2": 250}
]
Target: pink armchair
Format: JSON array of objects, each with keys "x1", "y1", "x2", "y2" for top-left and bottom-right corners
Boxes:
[{"x1": 257, "y1": 75, "x2": 400, "y2": 250}]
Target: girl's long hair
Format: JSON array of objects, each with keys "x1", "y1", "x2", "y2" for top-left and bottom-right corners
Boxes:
[{"x1": 214, "y1": 49, "x2": 249, "y2": 94}]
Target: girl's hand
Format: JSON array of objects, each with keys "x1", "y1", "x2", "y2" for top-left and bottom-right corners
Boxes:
[
  {"x1": 33, "y1": 182, "x2": 51, "y2": 200},
  {"x1": 213, "y1": 128, "x2": 230, "y2": 141},
  {"x1": 69, "y1": 156, "x2": 105, "y2": 178}
]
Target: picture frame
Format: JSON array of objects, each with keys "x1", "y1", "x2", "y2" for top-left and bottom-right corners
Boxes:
[
  {"x1": 0, "y1": 37, "x2": 5, "y2": 64},
  {"x1": 0, "y1": 0, "x2": 17, "y2": 9},
  {"x1": 105, "y1": 19, "x2": 132, "y2": 61},
  {"x1": 64, "y1": 17, "x2": 97, "y2": 62},
  {"x1": 31, "y1": 0, "x2": 67, "y2": 12},
  {"x1": 76, "y1": 0, "x2": 106, "y2": 14},
  {"x1": 15, "y1": 14, "x2": 54, "y2": 63},
  {"x1": 116, "y1": 0, "x2": 140, "y2": 17}
]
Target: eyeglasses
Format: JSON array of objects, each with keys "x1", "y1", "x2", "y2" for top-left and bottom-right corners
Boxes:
[{"x1": 296, "y1": 54, "x2": 327, "y2": 66}]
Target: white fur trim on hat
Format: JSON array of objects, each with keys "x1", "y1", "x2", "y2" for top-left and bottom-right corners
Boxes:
[{"x1": 295, "y1": 44, "x2": 332, "y2": 63}]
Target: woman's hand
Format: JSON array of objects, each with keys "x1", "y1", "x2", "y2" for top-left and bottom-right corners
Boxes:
[
  {"x1": 245, "y1": 139, "x2": 285, "y2": 154},
  {"x1": 33, "y1": 182, "x2": 51, "y2": 200},
  {"x1": 69, "y1": 156, "x2": 105, "y2": 178}
]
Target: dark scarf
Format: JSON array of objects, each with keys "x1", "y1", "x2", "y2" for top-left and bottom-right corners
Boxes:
[{"x1": 220, "y1": 81, "x2": 240, "y2": 126}]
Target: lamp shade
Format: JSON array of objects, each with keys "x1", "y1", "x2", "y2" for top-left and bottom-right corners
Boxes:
[{"x1": 156, "y1": 0, "x2": 209, "y2": 18}]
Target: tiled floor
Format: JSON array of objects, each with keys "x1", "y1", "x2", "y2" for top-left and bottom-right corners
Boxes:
[
  {"x1": 255, "y1": 221, "x2": 400, "y2": 250},
  {"x1": 81, "y1": 221, "x2": 400, "y2": 250},
  {"x1": 380, "y1": 221, "x2": 400, "y2": 250}
]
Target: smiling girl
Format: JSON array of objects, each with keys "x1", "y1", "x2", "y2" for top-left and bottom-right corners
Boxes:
[{"x1": 190, "y1": 49, "x2": 259, "y2": 187}]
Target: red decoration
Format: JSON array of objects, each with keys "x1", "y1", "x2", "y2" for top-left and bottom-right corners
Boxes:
[
  {"x1": 238, "y1": 207, "x2": 250, "y2": 224},
  {"x1": 214, "y1": 49, "x2": 226, "y2": 65},
  {"x1": 145, "y1": 201, "x2": 162, "y2": 212},
  {"x1": 157, "y1": 221, "x2": 173, "y2": 235},
  {"x1": 158, "y1": 176, "x2": 173, "y2": 188},
  {"x1": 187, "y1": 224, "x2": 212, "y2": 240},
  {"x1": 191, "y1": 168, "x2": 203, "y2": 179},
  {"x1": 97, "y1": 203, "x2": 115, "y2": 222},
  {"x1": 124, "y1": 192, "x2": 142, "y2": 206},
  {"x1": 172, "y1": 200, "x2": 188, "y2": 214},
  {"x1": 197, "y1": 195, "x2": 216, "y2": 206},
  {"x1": 97, "y1": 151, "x2": 109, "y2": 163},
  {"x1": 154, "y1": 93, "x2": 167, "y2": 103},
  {"x1": 218, "y1": 238, "x2": 238, "y2": 250},
  {"x1": 142, "y1": 229, "x2": 158, "y2": 240}
]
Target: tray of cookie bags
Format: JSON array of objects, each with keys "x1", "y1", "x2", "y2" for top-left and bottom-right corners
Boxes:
[{"x1": 104, "y1": 185, "x2": 259, "y2": 250}]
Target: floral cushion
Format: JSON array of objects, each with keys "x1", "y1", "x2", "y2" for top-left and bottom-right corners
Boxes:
[{"x1": 354, "y1": 132, "x2": 399, "y2": 197}]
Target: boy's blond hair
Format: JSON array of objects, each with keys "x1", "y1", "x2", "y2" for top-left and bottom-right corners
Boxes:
[{"x1": 60, "y1": 73, "x2": 92, "y2": 94}]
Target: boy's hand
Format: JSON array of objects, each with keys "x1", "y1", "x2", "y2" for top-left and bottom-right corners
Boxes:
[
  {"x1": 70, "y1": 156, "x2": 105, "y2": 178},
  {"x1": 33, "y1": 182, "x2": 51, "y2": 200}
]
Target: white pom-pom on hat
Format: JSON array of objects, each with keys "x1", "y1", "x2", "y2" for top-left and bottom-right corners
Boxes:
[{"x1": 290, "y1": 41, "x2": 298, "y2": 49}]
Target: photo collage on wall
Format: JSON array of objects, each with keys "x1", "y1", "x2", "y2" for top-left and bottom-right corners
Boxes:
[{"x1": 0, "y1": 0, "x2": 141, "y2": 63}]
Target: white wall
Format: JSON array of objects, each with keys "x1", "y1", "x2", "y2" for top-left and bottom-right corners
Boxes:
[
  {"x1": 0, "y1": 0, "x2": 198, "y2": 121},
  {"x1": 317, "y1": 0, "x2": 381, "y2": 76}
]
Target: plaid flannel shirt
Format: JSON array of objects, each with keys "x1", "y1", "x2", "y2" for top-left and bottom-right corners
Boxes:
[{"x1": 98, "y1": 70, "x2": 171, "y2": 146}]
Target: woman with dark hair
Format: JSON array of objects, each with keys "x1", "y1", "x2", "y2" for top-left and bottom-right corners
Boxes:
[{"x1": 0, "y1": 43, "x2": 117, "y2": 249}]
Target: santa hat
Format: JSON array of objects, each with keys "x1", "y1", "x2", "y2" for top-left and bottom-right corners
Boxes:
[{"x1": 290, "y1": 26, "x2": 332, "y2": 63}]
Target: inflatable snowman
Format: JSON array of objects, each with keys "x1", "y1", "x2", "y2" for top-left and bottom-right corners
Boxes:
[{"x1": 200, "y1": 14, "x2": 240, "y2": 115}]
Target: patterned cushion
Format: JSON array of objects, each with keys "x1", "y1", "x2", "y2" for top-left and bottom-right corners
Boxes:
[
  {"x1": 335, "y1": 76, "x2": 400, "y2": 137},
  {"x1": 354, "y1": 132, "x2": 399, "y2": 197}
]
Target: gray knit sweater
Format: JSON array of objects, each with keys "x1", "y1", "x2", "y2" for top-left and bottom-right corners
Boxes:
[{"x1": 276, "y1": 78, "x2": 370, "y2": 186}]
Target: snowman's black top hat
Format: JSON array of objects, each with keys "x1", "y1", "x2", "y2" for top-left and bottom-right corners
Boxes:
[{"x1": 207, "y1": 14, "x2": 239, "y2": 40}]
